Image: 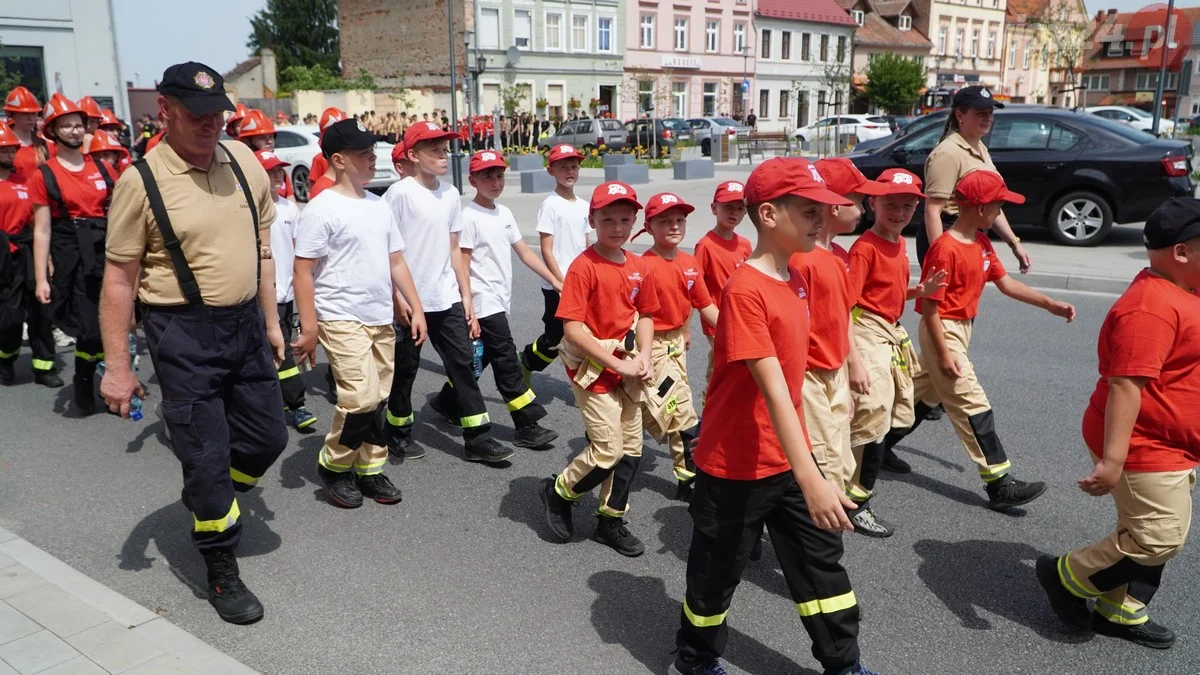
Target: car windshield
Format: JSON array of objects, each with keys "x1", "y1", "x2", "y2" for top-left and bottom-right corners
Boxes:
[
  {"x1": 662, "y1": 118, "x2": 690, "y2": 130},
  {"x1": 1083, "y1": 114, "x2": 1156, "y2": 143},
  {"x1": 867, "y1": 116, "x2": 889, "y2": 123},
  {"x1": 712, "y1": 118, "x2": 740, "y2": 126},
  {"x1": 1124, "y1": 108, "x2": 1151, "y2": 119},
  {"x1": 600, "y1": 120, "x2": 623, "y2": 131}
]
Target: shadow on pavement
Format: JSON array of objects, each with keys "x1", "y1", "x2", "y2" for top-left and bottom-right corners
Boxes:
[
  {"x1": 587, "y1": 570, "x2": 819, "y2": 675},
  {"x1": 278, "y1": 435, "x2": 322, "y2": 491},
  {"x1": 913, "y1": 538, "x2": 1092, "y2": 644},
  {"x1": 885, "y1": 468, "x2": 1026, "y2": 517},
  {"x1": 497, "y1": 474, "x2": 582, "y2": 544},
  {"x1": 889, "y1": 441, "x2": 966, "y2": 473},
  {"x1": 123, "y1": 419, "x2": 163, "y2": 455}
]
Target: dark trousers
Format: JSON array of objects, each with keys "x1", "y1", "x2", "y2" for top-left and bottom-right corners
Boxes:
[
  {"x1": 276, "y1": 301, "x2": 305, "y2": 410},
  {"x1": 434, "y1": 312, "x2": 546, "y2": 428},
  {"x1": 676, "y1": 470, "x2": 861, "y2": 675},
  {"x1": 143, "y1": 300, "x2": 289, "y2": 553},
  {"x1": 387, "y1": 303, "x2": 492, "y2": 443},
  {"x1": 916, "y1": 211, "x2": 956, "y2": 265},
  {"x1": 0, "y1": 248, "x2": 55, "y2": 372},
  {"x1": 521, "y1": 289, "x2": 563, "y2": 373}
]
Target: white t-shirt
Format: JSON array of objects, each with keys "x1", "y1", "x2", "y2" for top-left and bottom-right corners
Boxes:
[
  {"x1": 271, "y1": 196, "x2": 300, "y2": 304},
  {"x1": 459, "y1": 201, "x2": 522, "y2": 318},
  {"x1": 293, "y1": 189, "x2": 405, "y2": 326},
  {"x1": 383, "y1": 176, "x2": 462, "y2": 312},
  {"x1": 535, "y1": 193, "x2": 590, "y2": 291}
]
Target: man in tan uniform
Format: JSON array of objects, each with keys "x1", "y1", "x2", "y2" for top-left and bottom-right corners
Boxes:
[{"x1": 98, "y1": 62, "x2": 288, "y2": 625}]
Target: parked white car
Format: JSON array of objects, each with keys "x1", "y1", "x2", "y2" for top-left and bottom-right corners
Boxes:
[
  {"x1": 1084, "y1": 106, "x2": 1175, "y2": 137},
  {"x1": 793, "y1": 115, "x2": 893, "y2": 145},
  {"x1": 270, "y1": 124, "x2": 401, "y2": 202}
]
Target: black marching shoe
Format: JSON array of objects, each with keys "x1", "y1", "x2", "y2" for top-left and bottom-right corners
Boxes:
[
  {"x1": 0, "y1": 361, "x2": 13, "y2": 385},
  {"x1": 1034, "y1": 555, "x2": 1091, "y2": 629},
  {"x1": 386, "y1": 427, "x2": 426, "y2": 462},
  {"x1": 924, "y1": 403, "x2": 946, "y2": 421},
  {"x1": 73, "y1": 374, "x2": 96, "y2": 415},
  {"x1": 513, "y1": 422, "x2": 558, "y2": 448},
  {"x1": 539, "y1": 476, "x2": 575, "y2": 541},
  {"x1": 986, "y1": 474, "x2": 1047, "y2": 511},
  {"x1": 356, "y1": 473, "x2": 403, "y2": 504},
  {"x1": 593, "y1": 516, "x2": 645, "y2": 557},
  {"x1": 848, "y1": 503, "x2": 895, "y2": 538},
  {"x1": 880, "y1": 447, "x2": 911, "y2": 474},
  {"x1": 429, "y1": 395, "x2": 461, "y2": 427},
  {"x1": 463, "y1": 437, "x2": 514, "y2": 464},
  {"x1": 317, "y1": 466, "x2": 363, "y2": 508},
  {"x1": 33, "y1": 370, "x2": 64, "y2": 388},
  {"x1": 1092, "y1": 614, "x2": 1176, "y2": 649},
  {"x1": 202, "y1": 549, "x2": 264, "y2": 625},
  {"x1": 675, "y1": 479, "x2": 694, "y2": 501}
]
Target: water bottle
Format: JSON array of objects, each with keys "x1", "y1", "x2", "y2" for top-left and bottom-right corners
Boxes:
[
  {"x1": 470, "y1": 338, "x2": 484, "y2": 379},
  {"x1": 96, "y1": 361, "x2": 143, "y2": 421}
]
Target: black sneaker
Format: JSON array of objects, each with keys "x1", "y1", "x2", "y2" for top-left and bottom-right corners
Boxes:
[
  {"x1": 593, "y1": 516, "x2": 645, "y2": 557},
  {"x1": 986, "y1": 474, "x2": 1047, "y2": 511},
  {"x1": 675, "y1": 479, "x2": 694, "y2": 501},
  {"x1": 33, "y1": 370, "x2": 64, "y2": 388},
  {"x1": 0, "y1": 361, "x2": 13, "y2": 385},
  {"x1": 317, "y1": 466, "x2": 363, "y2": 508},
  {"x1": 513, "y1": 422, "x2": 558, "y2": 448},
  {"x1": 464, "y1": 437, "x2": 514, "y2": 463},
  {"x1": 539, "y1": 476, "x2": 574, "y2": 541},
  {"x1": 356, "y1": 473, "x2": 403, "y2": 504},
  {"x1": 202, "y1": 549, "x2": 264, "y2": 625},
  {"x1": 386, "y1": 427, "x2": 426, "y2": 462},
  {"x1": 73, "y1": 374, "x2": 95, "y2": 416},
  {"x1": 429, "y1": 395, "x2": 461, "y2": 427},
  {"x1": 1093, "y1": 614, "x2": 1175, "y2": 649},
  {"x1": 880, "y1": 448, "x2": 911, "y2": 474},
  {"x1": 925, "y1": 404, "x2": 945, "y2": 421},
  {"x1": 849, "y1": 504, "x2": 895, "y2": 537},
  {"x1": 668, "y1": 660, "x2": 729, "y2": 675},
  {"x1": 1035, "y1": 555, "x2": 1091, "y2": 629}
]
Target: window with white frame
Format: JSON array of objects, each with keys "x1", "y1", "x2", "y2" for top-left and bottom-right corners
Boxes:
[
  {"x1": 514, "y1": 9, "x2": 532, "y2": 49},
  {"x1": 1007, "y1": 40, "x2": 1015, "y2": 67},
  {"x1": 988, "y1": 31, "x2": 995, "y2": 58},
  {"x1": 640, "y1": 14, "x2": 655, "y2": 49},
  {"x1": 938, "y1": 28, "x2": 946, "y2": 55},
  {"x1": 971, "y1": 29, "x2": 979, "y2": 57},
  {"x1": 761, "y1": 29, "x2": 771, "y2": 59},
  {"x1": 782, "y1": 31, "x2": 792, "y2": 60},
  {"x1": 572, "y1": 15, "x2": 588, "y2": 51},
  {"x1": 675, "y1": 18, "x2": 688, "y2": 51},
  {"x1": 899, "y1": 15, "x2": 912, "y2": 30},
  {"x1": 479, "y1": 7, "x2": 500, "y2": 49},
  {"x1": 851, "y1": 10, "x2": 864, "y2": 26},
  {"x1": 638, "y1": 79, "x2": 654, "y2": 112},
  {"x1": 706, "y1": 21, "x2": 719, "y2": 52},
  {"x1": 955, "y1": 29, "x2": 963, "y2": 56},
  {"x1": 672, "y1": 81, "x2": 687, "y2": 117},
  {"x1": 779, "y1": 89, "x2": 790, "y2": 118},
  {"x1": 820, "y1": 34, "x2": 829, "y2": 61},
  {"x1": 1023, "y1": 41, "x2": 1030, "y2": 68},
  {"x1": 703, "y1": 82, "x2": 717, "y2": 115},
  {"x1": 597, "y1": 16, "x2": 613, "y2": 52},
  {"x1": 734, "y1": 23, "x2": 746, "y2": 53},
  {"x1": 546, "y1": 12, "x2": 563, "y2": 50},
  {"x1": 837, "y1": 35, "x2": 846, "y2": 62},
  {"x1": 1106, "y1": 40, "x2": 1123, "y2": 56},
  {"x1": 801, "y1": 33, "x2": 811, "y2": 60},
  {"x1": 759, "y1": 89, "x2": 770, "y2": 116}
]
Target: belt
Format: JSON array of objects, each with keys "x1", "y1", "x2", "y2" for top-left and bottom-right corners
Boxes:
[{"x1": 142, "y1": 298, "x2": 258, "y2": 318}]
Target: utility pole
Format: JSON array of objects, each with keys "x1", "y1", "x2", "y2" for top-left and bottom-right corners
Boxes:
[
  {"x1": 1152, "y1": 0, "x2": 1177, "y2": 137},
  {"x1": 464, "y1": 29, "x2": 475, "y2": 154},
  {"x1": 447, "y1": 0, "x2": 462, "y2": 191}
]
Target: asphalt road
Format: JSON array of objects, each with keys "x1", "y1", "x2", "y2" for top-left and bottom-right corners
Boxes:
[{"x1": 1, "y1": 266, "x2": 1196, "y2": 675}]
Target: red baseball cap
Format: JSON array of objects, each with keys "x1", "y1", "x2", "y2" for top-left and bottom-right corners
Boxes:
[
  {"x1": 745, "y1": 157, "x2": 851, "y2": 206},
  {"x1": 254, "y1": 150, "x2": 289, "y2": 172},
  {"x1": 814, "y1": 158, "x2": 890, "y2": 197},
  {"x1": 644, "y1": 192, "x2": 695, "y2": 220},
  {"x1": 548, "y1": 144, "x2": 584, "y2": 164},
  {"x1": 469, "y1": 149, "x2": 507, "y2": 173},
  {"x1": 403, "y1": 120, "x2": 457, "y2": 148},
  {"x1": 954, "y1": 169, "x2": 1025, "y2": 205},
  {"x1": 590, "y1": 181, "x2": 642, "y2": 212},
  {"x1": 713, "y1": 180, "x2": 746, "y2": 203},
  {"x1": 875, "y1": 168, "x2": 927, "y2": 198}
]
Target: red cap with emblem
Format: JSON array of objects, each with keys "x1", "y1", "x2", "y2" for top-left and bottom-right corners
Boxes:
[
  {"x1": 954, "y1": 169, "x2": 1024, "y2": 205},
  {"x1": 469, "y1": 150, "x2": 507, "y2": 173},
  {"x1": 390, "y1": 140, "x2": 408, "y2": 165},
  {"x1": 403, "y1": 120, "x2": 458, "y2": 148},
  {"x1": 745, "y1": 157, "x2": 851, "y2": 206},
  {"x1": 644, "y1": 192, "x2": 695, "y2": 220},
  {"x1": 813, "y1": 158, "x2": 890, "y2": 197},
  {"x1": 590, "y1": 181, "x2": 642, "y2": 212},
  {"x1": 548, "y1": 144, "x2": 584, "y2": 164},
  {"x1": 713, "y1": 180, "x2": 746, "y2": 204},
  {"x1": 254, "y1": 149, "x2": 290, "y2": 172},
  {"x1": 875, "y1": 168, "x2": 927, "y2": 198}
]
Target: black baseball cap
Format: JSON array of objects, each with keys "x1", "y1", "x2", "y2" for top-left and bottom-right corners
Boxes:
[
  {"x1": 320, "y1": 119, "x2": 385, "y2": 157},
  {"x1": 953, "y1": 86, "x2": 1005, "y2": 110},
  {"x1": 1143, "y1": 197, "x2": 1200, "y2": 249},
  {"x1": 156, "y1": 62, "x2": 235, "y2": 115}
]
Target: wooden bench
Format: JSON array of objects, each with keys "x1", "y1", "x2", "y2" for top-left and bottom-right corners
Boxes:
[{"x1": 734, "y1": 132, "x2": 793, "y2": 164}]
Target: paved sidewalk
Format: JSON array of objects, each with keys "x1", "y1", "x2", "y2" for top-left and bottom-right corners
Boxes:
[{"x1": 0, "y1": 527, "x2": 256, "y2": 675}]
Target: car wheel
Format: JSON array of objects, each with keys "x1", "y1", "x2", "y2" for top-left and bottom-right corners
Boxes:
[
  {"x1": 1048, "y1": 191, "x2": 1112, "y2": 246},
  {"x1": 292, "y1": 165, "x2": 310, "y2": 203},
  {"x1": 701, "y1": 139, "x2": 711, "y2": 156}
]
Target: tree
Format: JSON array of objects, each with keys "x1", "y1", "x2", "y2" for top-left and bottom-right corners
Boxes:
[
  {"x1": 1026, "y1": 0, "x2": 1090, "y2": 108},
  {"x1": 278, "y1": 65, "x2": 377, "y2": 93},
  {"x1": 0, "y1": 41, "x2": 23, "y2": 96},
  {"x1": 864, "y1": 53, "x2": 926, "y2": 114},
  {"x1": 248, "y1": 0, "x2": 341, "y2": 87}
]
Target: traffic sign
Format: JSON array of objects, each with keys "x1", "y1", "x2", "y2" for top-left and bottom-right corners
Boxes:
[{"x1": 741, "y1": 79, "x2": 749, "y2": 92}]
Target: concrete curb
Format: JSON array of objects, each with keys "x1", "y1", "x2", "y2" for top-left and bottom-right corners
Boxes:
[
  {"x1": 908, "y1": 264, "x2": 1127, "y2": 295},
  {"x1": 0, "y1": 526, "x2": 258, "y2": 674}
]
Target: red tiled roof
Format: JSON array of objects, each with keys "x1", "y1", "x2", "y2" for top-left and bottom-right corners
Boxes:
[
  {"x1": 1006, "y1": 0, "x2": 1051, "y2": 20},
  {"x1": 1083, "y1": 7, "x2": 1200, "y2": 70},
  {"x1": 872, "y1": 0, "x2": 911, "y2": 18},
  {"x1": 856, "y1": 13, "x2": 931, "y2": 48},
  {"x1": 757, "y1": 0, "x2": 856, "y2": 27}
]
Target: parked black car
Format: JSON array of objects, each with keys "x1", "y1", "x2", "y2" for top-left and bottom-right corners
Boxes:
[
  {"x1": 848, "y1": 107, "x2": 1195, "y2": 245},
  {"x1": 623, "y1": 118, "x2": 694, "y2": 157}
]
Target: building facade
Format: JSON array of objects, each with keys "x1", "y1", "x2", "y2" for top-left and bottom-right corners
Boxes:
[
  {"x1": 753, "y1": 0, "x2": 856, "y2": 132},
  {"x1": 621, "y1": 0, "x2": 755, "y2": 121},
  {"x1": 1001, "y1": 0, "x2": 1088, "y2": 106},
  {"x1": 0, "y1": 0, "x2": 129, "y2": 121},
  {"x1": 839, "y1": 0, "x2": 932, "y2": 114},
  {"x1": 914, "y1": 0, "x2": 1007, "y2": 90}
]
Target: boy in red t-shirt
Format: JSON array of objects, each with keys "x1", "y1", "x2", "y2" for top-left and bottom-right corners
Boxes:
[
  {"x1": 670, "y1": 158, "x2": 876, "y2": 675},
  {"x1": 539, "y1": 181, "x2": 660, "y2": 557},
  {"x1": 636, "y1": 192, "x2": 718, "y2": 500},
  {"x1": 886, "y1": 171, "x2": 1073, "y2": 513},
  {"x1": 693, "y1": 180, "x2": 750, "y2": 390},
  {"x1": 1038, "y1": 197, "x2": 1200, "y2": 650}
]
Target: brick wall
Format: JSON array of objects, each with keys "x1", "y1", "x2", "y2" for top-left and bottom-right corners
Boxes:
[{"x1": 340, "y1": 0, "x2": 473, "y2": 90}]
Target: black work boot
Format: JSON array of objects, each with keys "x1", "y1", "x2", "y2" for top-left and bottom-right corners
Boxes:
[
  {"x1": 1093, "y1": 614, "x2": 1176, "y2": 649},
  {"x1": 317, "y1": 466, "x2": 363, "y2": 508},
  {"x1": 513, "y1": 422, "x2": 558, "y2": 448},
  {"x1": 0, "y1": 360, "x2": 13, "y2": 385},
  {"x1": 675, "y1": 479, "x2": 695, "y2": 501},
  {"x1": 73, "y1": 373, "x2": 96, "y2": 415},
  {"x1": 986, "y1": 474, "x2": 1047, "y2": 511},
  {"x1": 539, "y1": 476, "x2": 574, "y2": 541},
  {"x1": 464, "y1": 436, "x2": 514, "y2": 464},
  {"x1": 880, "y1": 447, "x2": 912, "y2": 473},
  {"x1": 202, "y1": 549, "x2": 264, "y2": 625},
  {"x1": 356, "y1": 473, "x2": 403, "y2": 504},
  {"x1": 386, "y1": 425, "x2": 425, "y2": 462},
  {"x1": 848, "y1": 503, "x2": 895, "y2": 538},
  {"x1": 1035, "y1": 555, "x2": 1091, "y2": 629},
  {"x1": 33, "y1": 369, "x2": 64, "y2": 388},
  {"x1": 593, "y1": 515, "x2": 645, "y2": 557},
  {"x1": 925, "y1": 403, "x2": 946, "y2": 421}
]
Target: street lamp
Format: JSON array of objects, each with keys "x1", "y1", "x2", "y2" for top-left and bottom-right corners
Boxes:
[
  {"x1": 741, "y1": 46, "x2": 750, "y2": 119},
  {"x1": 446, "y1": 0, "x2": 462, "y2": 191}
]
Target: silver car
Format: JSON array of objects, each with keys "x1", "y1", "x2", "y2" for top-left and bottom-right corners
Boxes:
[
  {"x1": 538, "y1": 118, "x2": 628, "y2": 152},
  {"x1": 271, "y1": 124, "x2": 402, "y2": 202},
  {"x1": 686, "y1": 117, "x2": 751, "y2": 156}
]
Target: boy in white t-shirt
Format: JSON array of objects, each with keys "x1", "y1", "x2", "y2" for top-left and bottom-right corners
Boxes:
[
  {"x1": 429, "y1": 150, "x2": 563, "y2": 448},
  {"x1": 382, "y1": 122, "x2": 514, "y2": 464},
  {"x1": 519, "y1": 144, "x2": 588, "y2": 376},
  {"x1": 291, "y1": 120, "x2": 427, "y2": 509},
  {"x1": 255, "y1": 150, "x2": 316, "y2": 432}
]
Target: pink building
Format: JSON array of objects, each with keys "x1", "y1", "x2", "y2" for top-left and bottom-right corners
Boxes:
[{"x1": 622, "y1": 0, "x2": 756, "y2": 121}]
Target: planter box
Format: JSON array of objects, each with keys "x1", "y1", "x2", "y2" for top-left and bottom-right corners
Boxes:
[
  {"x1": 673, "y1": 159, "x2": 715, "y2": 181},
  {"x1": 603, "y1": 154, "x2": 636, "y2": 166},
  {"x1": 672, "y1": 145, "x2": 703, "y2": 161},
  {"x1": 508, "y1": 154, "x2": 544, "y2": 172},
  {"x1": 519, "y1": 170, "x2": 557, "y2": 193},
  {"x1": 604, "y1": 164, "x2": 650, "y2": 185}
]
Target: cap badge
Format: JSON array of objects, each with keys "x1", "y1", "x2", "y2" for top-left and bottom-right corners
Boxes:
[
  {"x1": 425, "y1": 122, "x2": 440, "y2": 131},
  {"x1": 607, "y1": 183, "x2": 629, "y2": 195},
  {"x1": 194, "y1": 71, "x2": 215, "y2": 90},
  {"x1": 262, "y1": 151, "x2": 275, "y2": 160},
  {"x1": 357, "y1": 121, "x2": 367, "y2": 132},
  {"x1": 558, "y1": 145, "x2": 572, "y2": 153},
  {"x1": 661, "y1": 194, "x2": 678, "y2": 204},
  {"x1": 727, "y1": 182, "x2": 743, "y2": 192},
  {"x1": 242, "y1": 118, "x2": 257, "y2": 131},
  {"x1": 807, "y1": 165, "x2": 824, "y2": 182},
  {"x1": 482, "y1": 152, "x2": 497, "y2": 161},
  {"x1": 5, "y1": 93, "x2": 18, "y2": 106},
  {"x1": 980, "y1": 88, "x2": 991, "y2": 98},
  {"x1": 892, "y1": 173, "x2": 914, "y2": 184}
]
